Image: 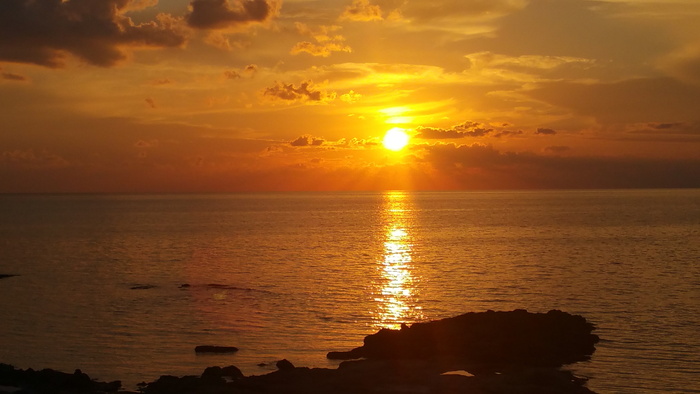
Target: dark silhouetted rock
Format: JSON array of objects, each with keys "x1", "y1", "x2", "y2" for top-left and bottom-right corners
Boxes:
[
  {"x1": 0, "y1": 274, "x2": 18, "y2": 280},
  {"x1": 2, "y1": 310, "x2": 600, "y2": 394},
  {"x1": 276, "y1": 359, "x2": 295, "y2": 371},
  {"x1": 130, "y1": 284, "x2": 156, "y2": 290},
  {"x1": 221, "y1": 365, "x2": 244, "y2": 379},
  {"x1": 199, "y1": 365, "x2": 243, "y2": 385},
  {"x1": 143, "y1": 375, "x2": 201, "y2": 394},
  {"x1": 327, "y1": 347, "x2": 365, "y2": 360},
  {"x1": 0, "y1": 363, "x2": 121, "y2": 393},
  {"x1": 200, "y1": 366, "x2": 224, "y2": 380},
  {"x1": 328, "y1": 309, "x2": 599, "y2": 371},
  {"x1": 194, "y1": 345, "x2": 239, "y2": 353}
]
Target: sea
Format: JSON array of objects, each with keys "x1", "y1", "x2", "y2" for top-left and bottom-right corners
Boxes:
[{"x1": 0, "y1": 190, "x2": 698, "y2": 393}]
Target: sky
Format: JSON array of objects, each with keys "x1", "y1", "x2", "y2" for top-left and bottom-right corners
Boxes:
[{"x1": 1, "y1": 0, "x2": 700, "y2": 192}]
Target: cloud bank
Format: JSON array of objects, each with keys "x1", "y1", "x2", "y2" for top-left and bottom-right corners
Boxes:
[
  {"x1": 417, "y1": 122, "x2": 494, "y2": 139},
  {"x1": 186, "y1": 0, "x2": 280, "y2": 30},
  {"x1": 0, "y1": 0, "x2": 187, "y2": 67}
]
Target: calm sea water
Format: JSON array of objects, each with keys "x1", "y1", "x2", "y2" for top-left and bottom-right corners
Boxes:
[{"x1": 0, "y1": 190, "x2": 698, "y2": 392}]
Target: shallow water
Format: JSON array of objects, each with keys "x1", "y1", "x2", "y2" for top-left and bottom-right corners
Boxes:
[{"x1": 0, "y1": 190, "x2": 698, "y2": 392}]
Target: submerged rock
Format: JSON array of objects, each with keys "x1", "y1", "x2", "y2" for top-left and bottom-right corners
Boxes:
[
  {"x1": 195, "y1": 345, "x2": 239, "y2": 353},
  {"x1": 130, "y1": 284, "x2": 157, "y2": 290},
  {"x1": 328, "y1": 309, "x2": 599, "y2": 371}
]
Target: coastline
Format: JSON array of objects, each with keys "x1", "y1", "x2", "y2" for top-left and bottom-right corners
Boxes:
[
  {"x1": 1, "y1": 310, "x2": 599, "y2": 393},
  {"x1": 1, "y1": 361, "x2": 596, "y2": 394}
]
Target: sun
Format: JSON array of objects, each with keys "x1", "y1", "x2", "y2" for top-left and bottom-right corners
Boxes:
[{"x1": 382, "y1": 128, "x2": 410, "y2": 151}]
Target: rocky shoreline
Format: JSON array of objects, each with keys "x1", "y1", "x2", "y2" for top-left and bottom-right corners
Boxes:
[{"x1": 0, "y1": 310, "x2": 599, "y2": 394}]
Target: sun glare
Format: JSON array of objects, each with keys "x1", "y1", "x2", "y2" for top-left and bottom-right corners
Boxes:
[{"x1": 382, "y1": 128, "x2": 410, "y2": 151}]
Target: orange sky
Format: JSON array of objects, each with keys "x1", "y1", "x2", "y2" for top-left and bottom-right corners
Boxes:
[{"x1": 1, "y1": 0, "x2": 700, "y2": 192}]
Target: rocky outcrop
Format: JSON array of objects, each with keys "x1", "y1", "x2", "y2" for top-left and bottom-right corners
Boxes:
[
  {"x1": 138, "y1": 361, "x2": 595, "y2": 394},
  {"x1": 0, "y1": 364, "x2": 121, "y2": 393},
  {"x1": 1, "y1": 310, "x2": 599, "y2": 394},
  {"x1": 328, "y1": 309, "x2": 599, "y2": 371},
  {"x1": 1, "y1": 361, "x2": 596, "y2": 394}
]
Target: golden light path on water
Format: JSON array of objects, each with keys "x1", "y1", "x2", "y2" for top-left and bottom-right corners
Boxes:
[{"x1": 372, "y1": 191, "x2": 425, "y2": 330}]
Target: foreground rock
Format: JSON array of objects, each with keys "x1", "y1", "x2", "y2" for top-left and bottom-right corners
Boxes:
[
  {"x1": 328, "y1": 309, "x2": 599, "y2": 371},
  {"x1": 1, "y1": 310, "x2": 599, "y2": 394},
  {"x1": 1, "y1": 361, "x2": 595, "y2": 394},
  {"x1": 0, "y1": 364, "x2": 121, "y2": 393},
  {"x1": 139, "y1": 360, "x2": 595, "y2": 394}
]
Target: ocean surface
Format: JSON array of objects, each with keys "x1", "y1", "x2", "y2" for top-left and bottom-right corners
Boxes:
[{"x1": 0, "y1": 190, "x2": 698, "y2": 392}]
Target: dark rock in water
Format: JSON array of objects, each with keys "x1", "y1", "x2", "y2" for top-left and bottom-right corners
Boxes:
[
  {"x1": 276, "y1": 359, "x2": 295, "y2": 371},
  {"x1": 130, "y1": 284, "x2": 157, "y2": 290},
  {"x1": 195, "y1": 345, "x2": 239, "y2": 353},
  {"x1": 0, "y1": 274, "x2": 18, "y2": 280},
  {"x1": 179, "y1": 283, "x2": 191, "y2": 288},
  {"x1": 327, "y1": 309, "x2": 599, "y2": 370}
]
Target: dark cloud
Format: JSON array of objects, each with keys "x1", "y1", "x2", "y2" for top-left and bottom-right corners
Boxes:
[
  {"x1": 224, "y1": 64, "x2": 258, "y2": 79},
  {"x1": 150, "y1": 78, "x2": 173, "y2": 86},
  {"x1": 145, "y1": 98, "x2": 157, "y2": 108},
  {"x1": 263, "y1": 81, "x2": 334, "y2": 103},
  {"x1": 1, "y1": 149, "x2": 69, "y2": 169},
  {"x1": 2, "y1": 72, "x2": 27, "y2": 81},
  {"x1": 627, "y1": 122, "x2": 700, "y2": 140},
  {"x1": 493, "y1": 130, "x2": 524, "y2": 138},
  {"x1": 290, "y1": 135, "x2": 324, "y2": 147},
  {"x1": 186, "y1": 0, "x2": 280, "y2": 29},
  {"x1": 419, "y1": 143, "x2": 700, "y2": 189},
  {"x1": 0, "y1": 0, "x2": 187, "y2": 68},
  {"x1": 416, "y1": 122, "x2": 493, "y2": 139},
  {"x1": 649, "y1": 122, "x2": 682, "y2": 130},
  {"x1": 535, "y1": 128, "x2": 557, "y2": 135},
  {"x1": 224, "y1": 70, "x2": 242, "y2": 79}
]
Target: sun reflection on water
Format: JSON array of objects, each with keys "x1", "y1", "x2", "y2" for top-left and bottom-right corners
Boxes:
[{"x1": 372, "y1": 191, "x2": 424, "y2": 330}]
